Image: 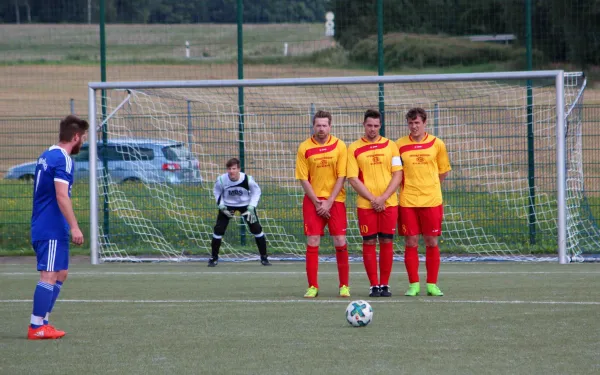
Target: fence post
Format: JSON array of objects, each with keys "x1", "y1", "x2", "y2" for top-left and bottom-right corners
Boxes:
[
  {"x1": 237, "y1": 0, "x2": 246, "y2": 246},
  {"x1": 377, "y1": 0, "x2": 385, "y2": 136},
  {"x1": 526, "y1": 0, "x2": 537, "y2": 245}
]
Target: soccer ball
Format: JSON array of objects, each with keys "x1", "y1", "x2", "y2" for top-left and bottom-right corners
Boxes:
[{"x1": 345, "y1": 300, "x2": 373, "y2": 327}]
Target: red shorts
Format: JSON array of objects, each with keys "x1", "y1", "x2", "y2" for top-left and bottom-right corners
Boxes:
[
  {"x1": 399, "y1": 205, "x2": 444, "y2": 236},
  {"x1": 303, "y1": 196, "x2": 347, "y2": 236},
  {"x1": 356, "y1": 206, "x2": 398, "y2": 237}
]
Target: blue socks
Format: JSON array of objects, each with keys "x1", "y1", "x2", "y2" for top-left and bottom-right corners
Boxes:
[
  {"x1": 31, "y1": 281, "x2": 54, "y2": 328},
  {"x1": 44, "y1": 281, "x2": 63, "y2": 325}
]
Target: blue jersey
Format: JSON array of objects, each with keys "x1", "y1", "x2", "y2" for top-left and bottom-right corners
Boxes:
[{"x1": 31, "y1": 146, "x2": 74, "y2": 241}]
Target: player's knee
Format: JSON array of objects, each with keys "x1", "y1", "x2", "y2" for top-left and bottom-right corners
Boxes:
[
  {"x1": 307, "y1": 236, "x2": 321, "y2": 247},
  {"x1": 378, "y1": 233, "x2": 394, "y2": 243},
  {"x1": 332, "y1": 235, "x2": 346, "y2": 247},
  {"x1": 213, "y1": 226, "x2": 226, "y2": 236},
  {"x1": 404, "y1": 235, "x2": 419, "y2": 247},
  {"x1": 362, "y1": 234, "x2": 378, "y2": 244},
  {"x1": 424, "y1": 236, "x2": 438, "y2": 247},
  {"x1": 249, "y1": 223, "x2": 263, "y2": 235},
  {"x1": 39, "y1": 270, "x2": 59, "y2": 284},
  {"x1": 57, "y1": 270, "x2": 68, "y2": 282}
]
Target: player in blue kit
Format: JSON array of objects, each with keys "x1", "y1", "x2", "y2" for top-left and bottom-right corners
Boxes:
[{"x1": 27, "y1": 115, "x2": 89, "y2": 340}]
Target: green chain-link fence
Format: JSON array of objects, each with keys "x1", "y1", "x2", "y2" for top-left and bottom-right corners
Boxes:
[{"x1": 1, "y1": 0, "x2": 599, "y2": 256}]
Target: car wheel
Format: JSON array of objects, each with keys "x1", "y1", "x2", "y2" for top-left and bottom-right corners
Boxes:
[
  {"x1": 122, "y1": 177, "x2": 141, "y2": 184},
  {"x1": 18, "y1": 174, "x2": 35, "y2": 182}
]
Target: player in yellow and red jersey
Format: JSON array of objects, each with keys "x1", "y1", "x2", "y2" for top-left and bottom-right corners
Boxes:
[
  {"x1": 295, "y1": 110, "x2": 350, "y2": 298},
  {"x1": 347, "y1": 109, "x2": 403, "y2": 298},
  {"x1": 396, "y1": 107, "x2": 451, "y2": 297}
]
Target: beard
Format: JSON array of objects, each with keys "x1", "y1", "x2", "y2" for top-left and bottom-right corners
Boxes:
[{"x1": 71, "y1": 138, "x2": 84, "y2": 155}]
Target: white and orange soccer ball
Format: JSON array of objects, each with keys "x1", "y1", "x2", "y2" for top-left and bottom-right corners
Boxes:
[{"x1": 345, "y1": 300, "x2": 373, "y2": 327}]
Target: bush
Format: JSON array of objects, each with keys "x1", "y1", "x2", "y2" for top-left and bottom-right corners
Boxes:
[
  {"x1": 305, "y1": 46, "x2": 349, "y2": 67},
  {"x1": 349, "y1": 33, "x2": 544, "y2": 70}
]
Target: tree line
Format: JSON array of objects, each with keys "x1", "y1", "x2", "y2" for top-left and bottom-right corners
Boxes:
[
  {"x1": 3, "y1": 0, "x2": 598, "y2": 66},
  {"x1": 2, "y1": 0, "x2": 328, "y2": 23},
  {"x1": 330, "y1": 0, "x2": 599, "y2": 66}
]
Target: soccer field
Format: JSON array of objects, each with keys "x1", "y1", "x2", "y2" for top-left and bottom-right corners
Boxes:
[{"x1": 1, "y1": 261, "x2": 599, "y2": 375}]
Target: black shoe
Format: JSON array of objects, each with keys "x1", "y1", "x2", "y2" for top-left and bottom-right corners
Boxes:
[
  {"x1": 207, "y1": 258, "x2": 218, "y2": 267},
  {"x1": 260, "y1": 256, "x2": 272, "y2": 266},
  {"x1": 380, "y1": 285, "x2": 392, "y2": 297},
  {"x1": 369, "y1": 285, "x2": 381, "y2": 297}
]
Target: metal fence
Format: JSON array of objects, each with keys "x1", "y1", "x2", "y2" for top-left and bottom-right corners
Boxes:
[
  {"x1": 1, "y1": 104, "x2": 599, "y2": 254},
  {"x1": 1, "y1": 1, "x2": 599, "y2": 256}
]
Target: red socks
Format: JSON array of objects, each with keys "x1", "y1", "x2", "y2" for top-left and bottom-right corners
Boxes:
[
  {"x1": 335, "y1": 244, "x2": 349, "y2": 287},
  {"x1": 306, "y1": 245, "x2": 319, "y2": 288},
  {"x1": 379, "y1": 242, "x2": 394, "y2": 286},
  {"x1": 426, "y1": 245, "x2": 440, "y2": 284},
  {"x1": 404, "y1": 246, "x2": 420, "y2": 283},
  {"x1": 362, "y1": 243, "x2": 379, "y2": 286}
]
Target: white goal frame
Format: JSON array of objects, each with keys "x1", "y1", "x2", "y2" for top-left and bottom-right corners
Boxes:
[{"x1": 88, "y1": 70, "x2": 569, "y2": 265}]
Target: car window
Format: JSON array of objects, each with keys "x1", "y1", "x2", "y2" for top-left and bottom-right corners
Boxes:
[
  {"x1": 72, "y1": 146, "x2": 89, "y2": 161},
  {"x1": 100, "y1": 146, "x2": 154, "y2": 161},
  {"x1": 162, "y1": 144, "x2": 192, "y2": 161}
]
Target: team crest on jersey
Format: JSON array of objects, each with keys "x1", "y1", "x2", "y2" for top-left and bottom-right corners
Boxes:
[{"x1": 38, "y1": 157, "x2": 48, "y2": 171}]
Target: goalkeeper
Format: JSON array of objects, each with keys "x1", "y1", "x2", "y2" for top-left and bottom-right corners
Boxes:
[{"x1": 209, "y1": 158, "x2": 270, "y2": 267}]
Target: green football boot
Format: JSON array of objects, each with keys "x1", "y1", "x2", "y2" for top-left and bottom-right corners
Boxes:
[
  {"x1": 304, "y1": 286, "x2": 319, "y2": 298},
  {"x1": 426, "y1": 283, "x2": 444, "y2": 296},
  {"x1": 339, "y1": 285, "x2": 351, "y2": 298},
  {"x1": 404, "y1": 282, "x2": 420, "y2": 296}
]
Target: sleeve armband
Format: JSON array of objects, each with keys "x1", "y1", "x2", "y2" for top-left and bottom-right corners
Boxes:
[{"x1": 391, "y1": 156, "x2": 403, "y2": 167}]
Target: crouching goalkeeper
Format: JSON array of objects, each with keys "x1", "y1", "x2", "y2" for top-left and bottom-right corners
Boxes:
[{"x1": 209, "y1": 157, "x2": 270, "y2": 267}]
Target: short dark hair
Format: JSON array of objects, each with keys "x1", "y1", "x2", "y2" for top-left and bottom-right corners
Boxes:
[
  {"x1": 405, "y1": 107, "x2": 427, "y2": 122},
  {"x1": 59, "y1": 115, "x2": 89, "y2": 142},
  {"x1": 363, "y1": 109, "x2": 381, "y2": 123},
  {"x1": 226, "y1": 158, "x2": 240, "y2": 168},
  {"x1": 312, "y1": 110, "x2": 332, "y2": 125}
]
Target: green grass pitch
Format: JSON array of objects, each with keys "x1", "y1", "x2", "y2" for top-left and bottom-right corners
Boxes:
[{"x1": 1, "y1": 261, "x2": 599, "y2": 375}]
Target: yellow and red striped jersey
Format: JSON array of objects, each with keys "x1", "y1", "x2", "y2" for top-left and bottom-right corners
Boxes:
[
  {"x1": 396, "y1": 133, "x2": 451, "y2": 207},
  {"x1": 295, "y1": 135, "x2": 347, "y2": 202},
  {"x1": 347, "y1": 136, "x2": 403, "y2": 209}
]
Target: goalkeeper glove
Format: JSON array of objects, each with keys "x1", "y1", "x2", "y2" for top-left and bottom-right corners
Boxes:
[
  {"x1": 218, "y1": 203, "x2": 234, "y2": 218},
  {"x1": 242, "y1": 205, "x2": 258, "y2": 224}
]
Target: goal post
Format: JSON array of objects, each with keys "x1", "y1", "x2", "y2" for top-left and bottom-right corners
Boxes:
[{"x1": 87, "y1": 70, "x2": 592, "y2": 264}]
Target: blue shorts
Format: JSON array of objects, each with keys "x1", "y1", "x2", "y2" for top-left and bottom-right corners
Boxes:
[{"x1": 32, "y1": 239, "x2": 69, "y2": 272}]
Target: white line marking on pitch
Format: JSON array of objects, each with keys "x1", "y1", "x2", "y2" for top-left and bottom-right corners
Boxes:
[
  {"x1": 1, "y1": 299, "x2": 598, "y2": 305},
  {"x1": 1, "y1": 271, "x2": 599, "y2": 276}
]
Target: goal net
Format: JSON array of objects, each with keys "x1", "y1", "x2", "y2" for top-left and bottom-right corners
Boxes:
[{"x1": 88, "y1": 71, "x2": 597, "y2": 263}]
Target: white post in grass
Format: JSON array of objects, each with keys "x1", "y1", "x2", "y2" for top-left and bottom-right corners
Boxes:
[
  {"x1": 88, "y1": 87, "x2": 99, "y2": 265},
  {"x1": 325, "y1": 12, "x2": 335, "y2": 36},
  {"x1": 185, "y1": 41, "x2": 190, "y2": 58},
  {"x1": 283, "y1": 43, "x2": 288, "y2": 56},
  {"x1": 555, "y1": 71, "x2": 568, "y2": 264}
]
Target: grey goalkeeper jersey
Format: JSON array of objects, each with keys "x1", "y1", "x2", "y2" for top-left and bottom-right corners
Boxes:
[{"x1": 213, "y1": 172, "x2": 261, "y2": 208}]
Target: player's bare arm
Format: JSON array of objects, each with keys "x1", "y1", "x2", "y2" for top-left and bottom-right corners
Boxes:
[
  {"x1": 299, "y1": 180, "x2": 322, "y2": 207},
  {"x1": 371, "y1": 170, "x2": 403, "y2": 212},
  {"x1": 55, "y1": 181, "x2": 83, "y2": 245},
  {"x1": 439, "y1": 171, "x2": 449, "y2": 182},
  {"x1": 348, "y1": 177, "x2": 377, "y2": 206}
]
